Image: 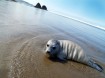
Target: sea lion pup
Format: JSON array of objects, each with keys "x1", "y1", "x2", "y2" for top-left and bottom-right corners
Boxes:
[{"x1": 45, "y1": 39, "x2": 103, "y2": 72}]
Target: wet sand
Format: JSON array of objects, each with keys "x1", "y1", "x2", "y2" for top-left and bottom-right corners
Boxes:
[{"x1": 0, "y1": 1, "x2": 105, "y2": 78}]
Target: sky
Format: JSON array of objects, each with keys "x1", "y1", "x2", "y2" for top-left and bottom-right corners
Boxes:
[{"x1": 23, "y1": 0, "x2": 105, "y2": 27}]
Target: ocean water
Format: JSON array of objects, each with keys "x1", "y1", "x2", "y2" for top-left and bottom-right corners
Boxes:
[{"x1": 16, "y1": 0, "x2": 105, "y2": 30}]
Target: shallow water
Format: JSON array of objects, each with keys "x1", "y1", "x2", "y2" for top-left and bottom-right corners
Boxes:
[{"x1": 0, "y1": 1, "x2": 105, "y2": 78}]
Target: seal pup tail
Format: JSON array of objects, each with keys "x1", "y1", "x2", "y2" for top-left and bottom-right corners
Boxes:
[{"x1": 88, "y1": 59, "x2": 103, "y2": 72}]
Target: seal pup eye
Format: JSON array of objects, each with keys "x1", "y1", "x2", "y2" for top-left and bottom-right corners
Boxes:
[
  {"x1": 52, "y1": 47, "x2": 56, "y2": 50},
  {"x1": 47, "y1": 44, "x2": 49, "y2": 47}
]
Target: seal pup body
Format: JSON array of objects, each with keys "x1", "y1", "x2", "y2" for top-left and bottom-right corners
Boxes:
[{"x1": 45, "y1": 39, "x2": 103, "y2": 72}]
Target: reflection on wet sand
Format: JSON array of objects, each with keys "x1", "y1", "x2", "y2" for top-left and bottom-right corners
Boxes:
[{"x1": 0, "y1": 1, "x2": 105, "y2": 78}]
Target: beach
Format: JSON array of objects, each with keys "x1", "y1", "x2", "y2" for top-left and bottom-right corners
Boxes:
[{"x1": 0, "y1": 1, "x2": 105, "y2": 78}]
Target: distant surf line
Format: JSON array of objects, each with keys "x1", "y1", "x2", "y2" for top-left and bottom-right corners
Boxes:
[{"x1": 49, "y1": 11, "x2": 105, "y2": 31}]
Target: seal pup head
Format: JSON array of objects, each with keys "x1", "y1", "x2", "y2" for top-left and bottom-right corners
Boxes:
[{"x1": 45, "y1": 39, "x2": 60, "y2": 57}]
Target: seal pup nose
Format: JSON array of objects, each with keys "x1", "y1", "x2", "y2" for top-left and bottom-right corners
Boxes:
[{"x1": 46, "y1": 51, "x2": 50, "y2": 54}]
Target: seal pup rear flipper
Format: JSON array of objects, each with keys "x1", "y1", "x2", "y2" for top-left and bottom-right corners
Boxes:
[{"x1": 88, "y1": 59, "x2": 103, "y2": 72}]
